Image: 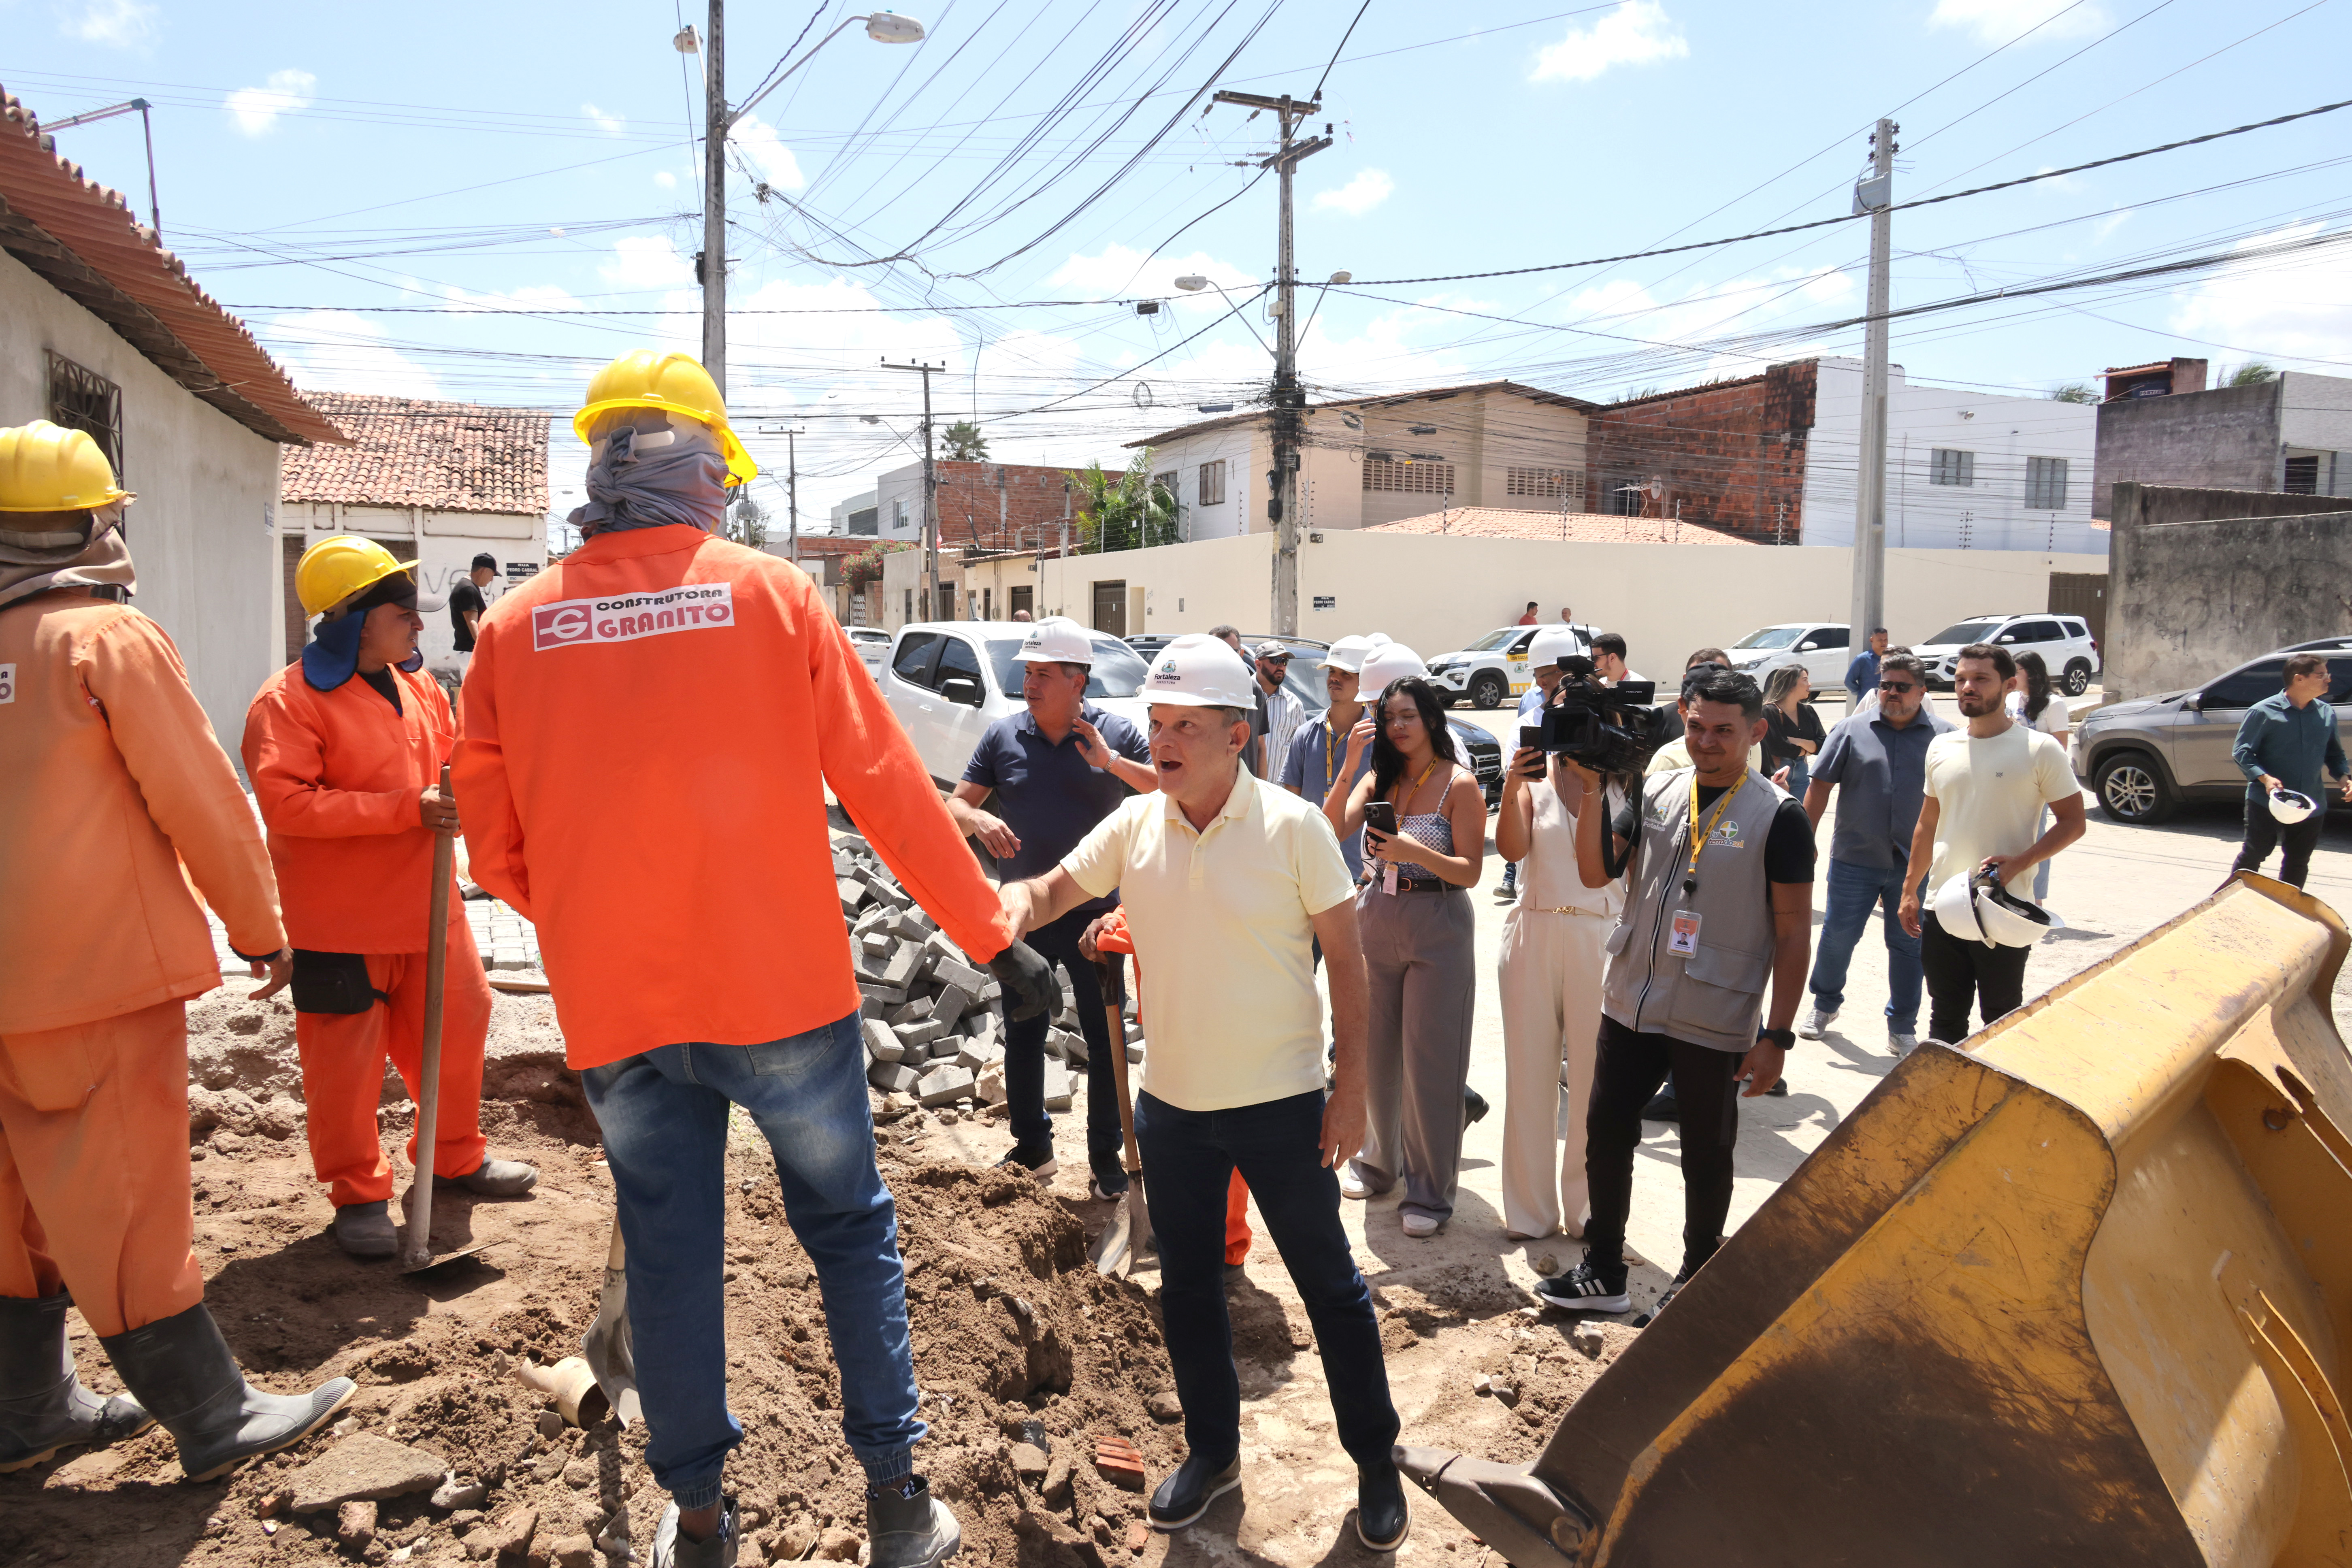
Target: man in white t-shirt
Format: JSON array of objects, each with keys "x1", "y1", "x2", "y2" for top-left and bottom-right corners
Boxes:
[
  {"x1": 993, "y1": 635, "x2": 1407, "y2": 1550},
  {"x1": 1897, "y1": 643, "x2": 2084, "y2": 1045}
]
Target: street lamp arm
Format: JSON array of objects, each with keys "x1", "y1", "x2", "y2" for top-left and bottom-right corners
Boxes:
[{"x1": 728, "y1": 15, "x2": 867, "y2": 128}]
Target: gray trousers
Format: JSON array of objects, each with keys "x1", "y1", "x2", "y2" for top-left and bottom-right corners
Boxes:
[{"x1": 1351, "y1": 883, "x2": 1477, "y2": 1222}]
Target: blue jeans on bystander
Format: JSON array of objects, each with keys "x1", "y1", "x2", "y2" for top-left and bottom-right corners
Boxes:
[
  {"x1": 1807, "y1": 857, "x2": 1923, "y2": 1034},
  {"x1": 582, "y1": 1012, "x2": 922, "y2": 1510}
]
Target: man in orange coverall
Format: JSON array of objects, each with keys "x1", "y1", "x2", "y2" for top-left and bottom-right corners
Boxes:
[
  {"x1": 452, "y1": 351, "x2": 1062, "y2": 1568},
  {"x1": 0, "y1": 421, "x2": 352, "y2": 1480},
  {"x1": 243, "y1": 537, "x2": 538, "y2": 1261}
]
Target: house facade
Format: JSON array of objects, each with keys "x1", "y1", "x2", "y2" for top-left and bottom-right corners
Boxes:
[
  {"x1": 2093, "y1": 364, "x2": 2352, "y2": 518},
  {"x1": 868, "y1": 460, "x2": 1082, "y2": 552}
]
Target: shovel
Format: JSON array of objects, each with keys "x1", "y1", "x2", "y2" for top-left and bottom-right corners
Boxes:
[
  {"x1": 402, "y1": 766, "x2": 486, "y2": 1272},
  {"x1": 1086, "y1": 954, "x2": 1153, "y2": 1278},
  {"x1": 579, "y1": 1216, "x2": 641, "y2": 1426}
]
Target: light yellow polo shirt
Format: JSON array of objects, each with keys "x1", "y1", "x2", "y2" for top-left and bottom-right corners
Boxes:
[{"x1": 1061, "y1": 768, "x2": 1355, "y2": 1113}]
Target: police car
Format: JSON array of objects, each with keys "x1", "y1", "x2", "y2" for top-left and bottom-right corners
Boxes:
[{"x1": 1425, "y1": 623, "x2": 1602, "y2": 709}]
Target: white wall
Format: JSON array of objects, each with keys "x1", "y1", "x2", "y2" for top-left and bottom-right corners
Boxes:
[
  {"x1": 831, "y1": 488, "x2": 878, "y2": 535},
  {"x1": 0, "y1": 250, "x2": 284, "y2": 754},
  {"x1": 281, "y1": 502, "x2": 548, "y2": 673},
  {"x1": 1802, "y1": 356, "x2": 2104, "y2": 554},
  {"x1": 2278, "y1": 372, "x2": 2352, "y2": 496},
  {"x1": 1119, "y1": 422, "x2": 1263, "y2": 542}
]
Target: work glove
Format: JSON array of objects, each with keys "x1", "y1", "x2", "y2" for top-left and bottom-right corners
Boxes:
[{"x1": 988, "y1": 940, "x2": 1063, "y2": 1024}]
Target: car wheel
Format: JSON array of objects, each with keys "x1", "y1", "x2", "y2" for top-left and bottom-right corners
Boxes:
[
  {"x1": 2094, "y1": 750, "x2": 2175, "y2": 825},
  {"x1": 1470, "y1": 672, "x2": 1507, "y2": 709},
  {"x1": 2062, "y1": 658, "x2": 2093, "y2": 696}
]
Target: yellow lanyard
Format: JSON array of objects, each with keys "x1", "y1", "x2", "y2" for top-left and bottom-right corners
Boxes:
[
  {"x1": 1323, "y1": 713, "x2": 1350, "y2": 793},
  {"x1": 1683, "y1": 775, "x2": 1740, "y2": 898},
  {"x1": 1393, "y1": 757, "x2": 1439, "y2": 816}
]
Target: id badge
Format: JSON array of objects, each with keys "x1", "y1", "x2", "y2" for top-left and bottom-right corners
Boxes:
[
  {"x1": 1383, "y1": 861, "x2": 1400, "y2": 896},
  {"x1": 1668, "y1": 910, "x2": 1702, "y2": 956}
]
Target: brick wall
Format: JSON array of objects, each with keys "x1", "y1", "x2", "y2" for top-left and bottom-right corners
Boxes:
[
  {"x1": 931, "y1": 462, "x2": 1080, "y2": 552},
  {"x1": 1583, "y1": 360, "x2": 1817, "y2": 541}
]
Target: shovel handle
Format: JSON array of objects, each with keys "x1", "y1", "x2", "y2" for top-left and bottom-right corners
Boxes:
[
  {"x1": 1095, "y1": 955, "x2": 1142, "y2": 1179},
  {"x1": 406, "y1": 764, "x2": 457, "y2": 1266}
]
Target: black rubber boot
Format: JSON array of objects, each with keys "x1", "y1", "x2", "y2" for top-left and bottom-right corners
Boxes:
[
  {"x1": 1356, "y1": 1457, "x2": 1410, "y2": 1550},
  {"x1": 0, "y1": 1293, "x2": 151, "y2": 1473},
  {"x1": 651, "y1": 1496, "x2": 739, "y2": 1568},
  {"x1": 868, "y1": 1474, "x2": 961, "y2": 1568},
  {"x1": 99, "y1": 1303, "x2": 354, "y2": 1482}
]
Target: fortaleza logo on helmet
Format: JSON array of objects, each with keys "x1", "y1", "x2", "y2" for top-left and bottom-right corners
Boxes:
[
  {"x1": 1157, "y1": 658, "x2": 1179, "y2": 675},
  {"x1": 531, "y1": 583, "x2": 736, "y2": 651}
]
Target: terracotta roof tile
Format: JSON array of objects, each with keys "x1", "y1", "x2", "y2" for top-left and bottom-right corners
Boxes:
[
  {"x1": 1363, "y1": 507, "x2": 1758, "y2": 544},
  {"x1": 281, "y1": 393, "x2": 549, "y2": 515},
  {"x1": 0, "y1": 86, "x2": 342, "y2": 446}
]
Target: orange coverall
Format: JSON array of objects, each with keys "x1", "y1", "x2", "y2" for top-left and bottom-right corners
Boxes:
[
  {"x1": 0, "y1": 592, "x2": 286, "y2": 1336},
  {"x1": 451, "y1": 523, "x2": 1010, "y2": 1070},
  {"x1": 242, "y1": 663, "x2": 489, "y2": 1208},
  {"x1": 1089, "y1": 911, "x2": 1250, "y2": 1267}
]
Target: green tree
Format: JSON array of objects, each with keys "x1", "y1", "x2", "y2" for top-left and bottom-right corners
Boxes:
[
  {"x1": 1076, "y1": 451, "x2": 1178, "y2": 553},
  {"x1": 2050, "y1": 383, "x2": 2096, "y2": 403},
  {"x1": 2227, "y1": 361, "x2": 2277, "y2": 388},
  {"x1": 943, "y1": 420, "x2": 989, "y2": 460}
]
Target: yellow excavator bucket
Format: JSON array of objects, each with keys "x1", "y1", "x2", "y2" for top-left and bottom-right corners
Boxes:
[{"x1": 1400, "y1": 873, "x2": 2352, "y2": 1567}]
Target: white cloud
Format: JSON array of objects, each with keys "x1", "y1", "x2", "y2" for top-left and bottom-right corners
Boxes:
[
  {"x1": 654, "y1": 170, "x2": 678, "y2": 190},
  {"x1": 582, "y1": 102, "x2": 627, "y2": 136},
  {"x1": 62, "y1": 0, "x2": 157, "y2": 47},
  {"x1": 601, "y1": 234, "x2": 696, "y2": 290},
  {"x1": 1313, "y1": 169, "x2": 1394, "y2": 217},
  {"x1": 265, "y1": 311, "x2": 439, "y2": 398},
  {"x1": 1929, "y1": 0, "x2": 2105, "y2": 44},
  {"x1": 438, "y1": 283, "x2": 584, "y2": 315},
  {"x1": 1049, "y1": 245, "x2": 1255, "y2": 309},
  {"x1": 1531, "y1": 2, "x2": 1688, "y2": 83},
  {"x1": 2169, "y1": 223, "x2": 2352, "y2": 367},
  {"x1": 225, "y1": 70, "x2": 316, "y2": 136},
  {"x1": 730, "y1": 114, "x2": 805, "y2": 193}
]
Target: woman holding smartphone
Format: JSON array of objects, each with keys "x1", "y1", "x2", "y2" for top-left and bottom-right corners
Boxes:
[
  {"x1": 1760, "y1": 665, "x2": 1824, "y2": 796},
  {"x1": 1327, "y1": 672, "x2": 1486, "y2": 1237}
]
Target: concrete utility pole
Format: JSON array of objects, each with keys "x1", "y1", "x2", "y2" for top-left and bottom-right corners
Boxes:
[
  {"x1": 1849, "y1": 118, "x2": 1897, "y2": 647},
  {"x1": 1210, "y1": 90, "x2": 1332, "y2": 637},
  {"x1": 700, "y1": 3, "x2": 729, "y2": 389},
  {"x1": 883, "y1": 360, "x2": 943, "y2": 617}
]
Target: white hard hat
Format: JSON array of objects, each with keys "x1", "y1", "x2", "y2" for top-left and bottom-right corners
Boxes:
[
  {"x1": 1012, "y1": 614, "x2": 1093, "y2": 666},
  {"x1": 1142, "y1": 634, "x2": 1259, "y2": 709},
  {"x1": 1357, "y1": 641, "x2": 1428, "y2": 694},
  {"x1": 1972, "y1": 868, "x2": 2064, "y2": 948},
  {"x1": 1527, "y1": 624, "x2": 1586, "y2": 670},
  {"x1": 1318, "y1": 634, "x2": 1374, "y2": 672},
  {"x1": 1931, "y1": 872, "x2": 1984, "y2": 944},
  {"x1": 2270, "y1": 787, "x2": 2319, "y2": 824}
]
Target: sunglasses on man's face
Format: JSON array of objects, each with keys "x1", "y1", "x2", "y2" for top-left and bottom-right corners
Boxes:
[{"x1": 1878, "y1": 680, "x2": 1919, "y2": 694}]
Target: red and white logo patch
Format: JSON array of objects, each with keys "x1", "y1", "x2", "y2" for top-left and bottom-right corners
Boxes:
[{"x1": 531, "y1": 583, "x2": 737, "y2": 652}]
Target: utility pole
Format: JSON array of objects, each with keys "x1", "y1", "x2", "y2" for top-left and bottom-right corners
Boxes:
[
  {"x1": 883, "y1": 360, "x2": 943, "y2": 618},
  {"x1": 1849, "y1": 118, "x2": 1897, "y2": 647},
  {"x1": 701, "y1": 2, "x2": 729, "y2": 390},
  {"x1": 760, "y1": 426, "x2": 805, "y2": 562},
  {"x1": 1210, "y1": 90, "x2": 1331, "y2": 636}
]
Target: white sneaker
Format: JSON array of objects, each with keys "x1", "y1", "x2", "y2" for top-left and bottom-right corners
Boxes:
[
  {"x1": 1797, "y1": 1006, "x2": 1837, "y2": 1040},
  {"x1": 1338, "y1": 1166, "x2": 1372, "y2": 1200},
  {"x1": 1400, "y1": 1211, "x2": 1441, "y2": 1238},
  {"x1": 1888, "y1": 1032, "x2": 1919, "y2": 1058}
]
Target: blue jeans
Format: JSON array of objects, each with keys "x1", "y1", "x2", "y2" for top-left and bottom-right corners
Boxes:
[
  {"x1": 582, "y1": 1012, "x2": 921, "y2": 1508},
  {"x1": 1133, "y1": 1089, "x2": 1399, "y2": 1466},
  {"x1": 1780, "y1": 755, "x2": 1810, "y2": 797},
  {"x1": 1807, "y1": 857, "x2": 1923, "y2": 1034},
  {"x1": 1004, "y1": 909, "x2": 1125, "y2": 1185}
]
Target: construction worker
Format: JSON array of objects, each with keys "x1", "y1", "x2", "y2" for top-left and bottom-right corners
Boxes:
[
  {"x1": 0, "y1": 421, "x2": 352, "y2": 1478},
  {"x1": 243, "y1": 537, "x2": 537, "y2": 1260},
  {"x1": 451, "y1": 351, "x2": 1060, "y2": 1568}
]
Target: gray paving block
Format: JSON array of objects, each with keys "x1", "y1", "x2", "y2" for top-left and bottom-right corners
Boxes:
[
  {"x1": 1124, "y1": 1020, "x2": 1144, "y2": 1043},
  {"x1": 858, "y1": 982, "x2": 908, "y2": 1007},
  {"x1": 954, "y1": 1040, "x2": 989, "y2": 1072},
  {"x1": 860, "y1": 931, "x2": 895, "y2": 957},
  {"x1": 887, "y1": 998, "x2": 933, "y2": 1027},
  {"x1": 894, "y1": 1019, "x2": 948, "y2": 1049},
  {"x1": 862, "y1": 1020, "x2": 903, "y2": 1064},
  {"x1": 1058, "y1": 1028, "x2": 1090, "y2": 1066},
  {"x1": 1041, "y1": 1060, "x2": 1073, "y2": 1113},
  {"x1": 929, "y1": 1036, "x2": 963, "y2": 1060},
  {"x1": 880, "y1": 946, "x2": 922, "y2": 990},
  {"x1": 929, "y1": 984, "x2": 970, "y2": 1025},
  {"x1": 869, "y1": 1061, "x2": 918, "y2": 1094},
  {"x1": 933, "y1": 958, "x2": 988, "y2": 995},
  {"x1": 916, "y1": 1064, "x2": 974, "y2": 1107},
  {"x1": 1126, "y1": 1040, "x2": 1143, "y2": 1063},
  {"x1": 860, "y1": 997, "x2": 884, "y2": 1020},
  {"x1": 837, "y1": 879, "x2": 866, "y2": 914}
]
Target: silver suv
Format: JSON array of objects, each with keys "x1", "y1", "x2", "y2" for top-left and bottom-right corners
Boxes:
[
  {"x1": 2073, "y1": 637, "x2": 2352, "y2": 824},
  {"x1": 1915, "y1": 614, "x2": 2101, "y2": 695}
]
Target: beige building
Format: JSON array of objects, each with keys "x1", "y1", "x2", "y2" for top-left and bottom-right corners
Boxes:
[{"x1": 1127, "y1": 380, "x2": 1596, "y2": 541}]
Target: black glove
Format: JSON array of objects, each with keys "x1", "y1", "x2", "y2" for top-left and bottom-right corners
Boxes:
[{"x1": 989, "y1": 940, "x2": 1062, "y2": 1024}]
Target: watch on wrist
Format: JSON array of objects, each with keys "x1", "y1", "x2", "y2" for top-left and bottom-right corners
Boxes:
[{"x1": 1758, "y1": 1027, "x2": 1795, "y2": 1050}]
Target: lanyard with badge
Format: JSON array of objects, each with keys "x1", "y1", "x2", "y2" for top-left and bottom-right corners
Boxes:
[
  {"x1": 1379, "y1": 758, "x2": 1438, "y2": 896},
  {"x1": 1670, "y1": 775, "x2": 1740, "y2": 955}
]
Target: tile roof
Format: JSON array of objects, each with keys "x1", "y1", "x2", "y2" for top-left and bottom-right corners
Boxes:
[
  {"x1": 1129, "y1": 379, "x2": 1597, "y2": 448},
  {"x1": 0, "y1": 87, "x2": 343, "y2": 446},
  {"x1": 281, "y1": 394, "x2": 550, "y2": 515},
  {"x1": 1363, "y1": 507, "x2": 1759, "y2": 544}
]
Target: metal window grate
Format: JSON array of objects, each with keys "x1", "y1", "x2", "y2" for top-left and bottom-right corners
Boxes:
[
  {"x1": 1505, "y1": 466, "x2": 1584, "y2": 503},
  {"x1": 1364, "y1": 456, "x2": 1455, "y2": 494},
  {"x1": 2026, "y1": 455, "x2": 2069, "y2": 510},
  {"x1": 1929, "y1": 448, "x2": 1974, "y2": 487},
  {"x1": 46, "y1": 352, "x2": 123, "y2": 483}
]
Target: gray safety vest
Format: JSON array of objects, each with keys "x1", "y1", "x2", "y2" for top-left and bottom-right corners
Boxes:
[{"x1": 1601, "y1": 767, "x2": 1785, "y2": 1053}]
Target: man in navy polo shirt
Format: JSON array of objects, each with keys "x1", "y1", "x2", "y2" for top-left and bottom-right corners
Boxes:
[{"x1": 947, "y1": 616, "x2": 1156, "y2": 1193}]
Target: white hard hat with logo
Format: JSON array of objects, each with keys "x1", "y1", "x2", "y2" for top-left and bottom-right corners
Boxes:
[
  {"x1": 1012, "y1": 614, "x2": 1094, "y2": 667},
  {"x1": 1357, "y1": 641, "x2": 1429, "y2": 693},
  {"x1": 1527, "y1": 624, "x2": 1587, "y2": 670},
  {"x1": 1144, "y1": 634, "x2": 1259, "y2": 708},
  {"x1": 1971, "y1": 866, "x2": 2065, "y2": 948},
  {"x1": 2270, "y1": 787, "x2": 2319, "y2": 824},
  {"x1": 1930, "y1": 872, "x2": 1985, "y2": 944},
  {"x1": 1318, "y1": 634, "x2": 1374, "y2": 672}
]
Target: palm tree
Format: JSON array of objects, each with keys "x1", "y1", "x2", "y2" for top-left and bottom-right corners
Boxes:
[
  {"x1": 943, "y1": 421, "x2": 989, "y2": 461},
  {"x1": 2049, "y1": 383, "x2": 2096, "y2": 403},
  {"x1": 2226, "y1": 361, "x2": 2277, "y2": 388},
  {"x1": 1076, "y1": 451, "x2": 1178, "y2": 552}
]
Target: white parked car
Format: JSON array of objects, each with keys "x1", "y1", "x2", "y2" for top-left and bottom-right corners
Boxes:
[
  {"x1": 1426, "y1": 623, "x2": 1603, "y2": 709},
  {"x1": 1914, "y1": 614, "x2": 2101, "y2": 695},
  {"x1": 881, "y1": 621, "x2": 1152, "y2": 785},
  {"x1": 1725, "y1": 623, "x2": 1853, "y2": 690},
  {"x1": 845, "y1": 625, "x2": 892, "y2": 675}
]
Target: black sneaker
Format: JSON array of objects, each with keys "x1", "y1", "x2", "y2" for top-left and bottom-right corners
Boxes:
[
  {"x1": 1636, "y1": 1264, "x2": 1696, "y2": 1328},
  {"x1": 995, "y1": 1145, "x2": 1057, "y2": 1182},
  {"x1": 1461, "y1": 1086, "x2": 1491, "y2": 1130},
  {"x1": 1089, "y1": 1175, "x2": 1129, "y2": 1201},
  {"x1": 1532, "y1": 1255, "x2": 1630, "y2": 1314},
  {"x1": 1149, "y1": 1452, "x2": 1242, "y2": 1531}
]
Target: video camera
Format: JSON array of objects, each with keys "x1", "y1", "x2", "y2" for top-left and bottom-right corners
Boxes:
[{"x1": 1527, "y1": 655, "x2": 1679, "y2": 775}]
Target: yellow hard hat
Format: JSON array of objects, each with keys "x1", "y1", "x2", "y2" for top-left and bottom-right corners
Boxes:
[
  {"x1": 296, "y1": 535, "x2": 418, "y2": 618},
  {"x1": 0, "y1": 420, "x2": 134, "y2": 511},
  {"x1": 573, "y1": 350, "x2": 758, "y2": 486}
]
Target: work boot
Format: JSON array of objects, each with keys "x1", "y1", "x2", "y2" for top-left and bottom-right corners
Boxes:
[
  {"x1": 650, "y1": 1496, "x2": 739, "y2": 1568},
  {"x1": 99, "y1": 1303, "x2": 355, "y2": 1483},
  {"x1": 443, "y1": 1158, "x2": 538, "y2": 1197},
  {"x1": 0, "y1": 1293, "x2": 152, "y2": 1472},
  {"x1": 1148, "y1": 1452, "x2": 1241, "y2": 1532},
  {"x1": 333, "y1": 1201, "x2": 398, "y2": 1259},
  {"x1": 1461, "y1": 1085, "x2": 1490, "y2": 1130},
  {"x1": 1356, "y1": 1457, "x2": 1410, "y2": 1551},
  {"x1": 868, "y1": 1474, "x2": 961, "y2": 1568}
]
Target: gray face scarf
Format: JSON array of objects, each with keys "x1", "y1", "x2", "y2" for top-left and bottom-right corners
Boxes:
[
  {"x1": 569, "y1": 411, "x2": 732, "y2": 539},
  {"x1": 0, "y1": 502, "x2": 135, "y2": 612}
]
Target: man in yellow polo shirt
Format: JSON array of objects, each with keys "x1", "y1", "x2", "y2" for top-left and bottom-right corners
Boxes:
[{"x1": 995, "y1": 634, "x2": 1406, "y2": 1550}]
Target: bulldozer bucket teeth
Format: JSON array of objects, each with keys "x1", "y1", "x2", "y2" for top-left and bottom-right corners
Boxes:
[{"x1": 1435, "y1": 874, "x2": 2352, "y2": 1567}]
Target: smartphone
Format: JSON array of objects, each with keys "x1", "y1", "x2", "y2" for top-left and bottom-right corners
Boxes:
[
  {"x1": 1363, "y1": 801, "x2": 1398, "y2": 838},
  {"x1": 1518, "y1": 724, "x2": 1545, "y2": 755}
]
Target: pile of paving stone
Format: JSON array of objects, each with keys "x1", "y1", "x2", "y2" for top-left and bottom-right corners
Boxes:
[{"x1": 835, "y1": 837, "x2": 1141, "y2": 1114}]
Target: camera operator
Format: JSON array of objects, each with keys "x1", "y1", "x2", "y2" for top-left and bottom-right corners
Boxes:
[
  {"x1": 1534, "y1": 667, "x2": 1814, "y2": 1321},
  {"x1": 1503, "y1": 626, "x2": 1589, "y2": 901}
]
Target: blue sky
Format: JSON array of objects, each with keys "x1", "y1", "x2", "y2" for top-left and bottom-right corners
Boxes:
[{"x1": 7, "y1": 0, "x2": 2350, "y2": 523}]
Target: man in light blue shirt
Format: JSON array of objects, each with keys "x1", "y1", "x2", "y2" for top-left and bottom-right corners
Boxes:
[
  {"x1": 2231, "y1": 651, "x2": 2350, "y2": 888},
  {"x1": 1843, "y1": 627, "x2": 1889, "y2": 707}
]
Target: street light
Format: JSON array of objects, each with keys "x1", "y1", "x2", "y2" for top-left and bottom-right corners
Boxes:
[{"x1": 1170, "y1": 275, "x2": 1272, "y2": 353}]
